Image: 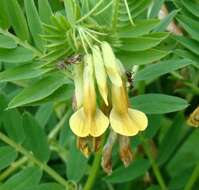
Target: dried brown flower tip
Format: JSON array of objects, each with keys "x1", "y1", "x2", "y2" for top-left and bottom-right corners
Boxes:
[
  {"x1": 119, "y1": 136, "x2": 133, "y2": 167},
  {"x1": 77, "y1": 137, "x2": 92, "y2": 157},
  {"x1": 101, "y1": 131, "x2": 117, "y2": 175},
  {"x1": 101, "y1": 146, "x2": 113, "y2": 175},
  {"x1": 93, "y1": 136, "x2": 102, "y2": 152},
  {"x1": 187, "y1": 106, "x2": 199, "y2": 128}
]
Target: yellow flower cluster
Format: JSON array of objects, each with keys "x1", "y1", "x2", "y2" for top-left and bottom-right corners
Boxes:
[{"x1": 69, "y1": 42, "x2": 148, "y2": 137}]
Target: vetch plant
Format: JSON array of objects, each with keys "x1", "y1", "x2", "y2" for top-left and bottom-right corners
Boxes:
[{"x1": 0, "y1": 0, "x2": 199, "y2": 190}]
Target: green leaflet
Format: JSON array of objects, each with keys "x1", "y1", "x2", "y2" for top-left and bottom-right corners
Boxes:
[
  {"x1": 22, "y1": 113, "x2": 50, "y2": 162},
  {"x1": 177, "y1": 14, "x2": 199, "y2": 42},
  {"x1": 35, "y1": 103, "x2": 53, "y2": 128},
  {"x1": 25, "y1": 183, "x2": 65, "y2": 190},
  {"x1": 38, "y1": 0, "x2": 53, "y2": 24},
  {"x1": 117, "y1": 49, "x2": 170, "y2": 67},
  {"x1": 173, "y1": 35, "x2": 199, "y2": 56},
  {"x1": 0, "y1": 0, "x2": 10, "y2": 29},
  {"x1": 117, "y1": 19, "x2": 160, "y2": 38},
  {"x1": 148, "y1": 0, "x2": 165, "y2": 18},
  {"x1": 0, "y1": 63, "x2": 51, "y2": 82},
  {"x1": 117, "y1": 0, "x2": 152, "y2": 27},
  {"x1": 24, "y1": 0, "x2": 44, "y2": 51},
  {"x1": 7, "y1": 73, "x2": 69, "y2": 109},
  {"x1": 0, "y1": 35, "x2": 17, "y2": 49},
  {"x1": 131, "y1": 94, "x2": 189, "y2": 114},
  {"x1": 0, "y1": 166, "x2": 42, "y2": 190},
  {"x1": 66, "y1": 138, "x2": 88, "y2": 182},
  {"x1": 157, "y1": 113, "x2": 185, "y2": 166},
  {"x1": 2, "y1": 109, "x2": 25, "y2": 144},
  {"x1": 181, "y1": 0, "x2": 199, "y2": 18},
  {"x1": 0, "y1": 94, "x2": 25, "y2": 144},
  {"x1": 167, "y1": 130, "x2": 199, "y2": 177},
  {"x1": 104, "y1": 159, "x2": 150, "y2": 183},
  {"x1": 5, "y1": 0, "x2": 30, "y2": 41},
  {"x1": 0, "y1": 47, "x2": 33, "y2": 63},
  {"x1": 153, "y1": 9, "x2": 179, "y2": 32},
  {"x1": 26, "y1": 84, "x2": 73, "y2": 106},
  {"x1": 0, "y1": 146, "x2": 17, "y2": 171},
  {"x1": 63, "y1": 0, "x2": 76, "y2": 26},
  {"x1": 120, "y1": 32, "x2": 169, "y2": 51},
  {"x1": 175, "y1": 49, "x2": 199, "y2": 69},
  {"x1": 135, "y1": 59, "x2": 193, "y2": 81}
]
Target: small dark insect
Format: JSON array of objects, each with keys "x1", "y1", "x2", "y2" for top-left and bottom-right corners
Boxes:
[
  {"x1": 65, "y1": 54, "x2": 82, "y2": 65},
  {"x1": 56, "y1": 54, "x2": 82, "y2": 70},
  {"x1": 126, "y1": 71, "x2": 134, "y2": 89},
  {"x1": 57, "y1": 60, "x2": 67, "y2": 70}
]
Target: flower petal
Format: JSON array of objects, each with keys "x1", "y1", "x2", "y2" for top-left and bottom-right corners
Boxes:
[
  {"x1": 101, "y1": 42, "x2": 122, "y2": 87},
  {"x1": 110, "y1": 108, "x2": 139, "y2": 136},
  {"x1": 92, "y1": 45, "x2": 108, "y2": 105},
  {"x1": 69, "y1": 108, "x2": 90, "y2": 137},
  {"x1": 110, "y1": 108, "x2": 148, "y2": 136},
  {"x1": 83, "y1": 54, "x2": 96, "y2": 115},
  {"x1": 128, "y1": 108, "x2": 148, "y2": 131},
  {"x1": 69, "y1": 108, "x2": 109, "y2": 137},
  {"x1": 90, "y1": 109, "x2": 109, "y2": 137},
  {"x1": 73, "y1": 64, "x2": 83, "y2": 108}
]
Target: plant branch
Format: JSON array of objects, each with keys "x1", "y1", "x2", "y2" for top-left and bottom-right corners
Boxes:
[
  {"x1": 184, "y1": 161, "x2": 199, "y2": 190},
  {"x1": 83, "y1": 135, "x2": 106, "y2": 190},
  {"x1": 48, "y1": 109, "x2": 72, "y2": 141},
  {"x1": 0, "y1": 157, "x2": 28, "y2": 181},
  {"x1": 142, "y1": 139, "x2": 167, "y2": 190},
  {"x1": 0, "y1": 110, "x2": 71, "y2": 182},
  {"x1": 0, "y1": 132, "x2": 68, "y2": 187}
]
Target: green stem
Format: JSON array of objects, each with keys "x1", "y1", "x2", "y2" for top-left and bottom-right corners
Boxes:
[
  {"x1": 184, "y1": 161, "x2": 199, "y2": 190},
  {"x1": 112, "y1": 0, "x2": 120, "y2": 31},
  {"x1": 48, "y1": 109, "x2": 72, "y2": 141},
  {"x1": 0, "y1": 110, "x2": 71, "y2": 183},
  {"x1": 76, "y1": 0, "x2": 105, "y2": 23},
  {"x1": 83, "y1": 136, "x2": 106, "y2": 190},
  {"x1": 142, "y1": 140, "x2": 167, "y2": 190},
  {"x1": 123, "y1": 0, "x2": 135, "y2": 25},
  {"x1": 94, "y1": 1, "x2": 113, "y2": 16},
  {"x1": 0, "y1": 157, "x2": 28, "y2": 181},
  {"x1": 0, "y1": 132, "x2": 68, "y2": 187},
  {"x1": 0, "y1": 28, "x2": 42, "y2": 57},
  {"x1": 83, "y1": 151, "x2": 102, "y2": 190}
]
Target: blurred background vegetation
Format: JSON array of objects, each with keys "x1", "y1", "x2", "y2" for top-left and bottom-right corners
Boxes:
[{"x1": 0, "y1": 0, "x2": 199, "y2": 190}]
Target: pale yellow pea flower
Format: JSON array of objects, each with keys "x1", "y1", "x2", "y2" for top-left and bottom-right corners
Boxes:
[
  {"x1": 73, "y1": 64, "x2": 83, "y2": 109},
  {"x1": 69, "y1": 54, "x2": 109, "y2": 137},
  {"x1": 101, "y1": 41, "x2": 122, "y2": 87},
  {"x1": 92, "y1": 45, "x2": 108, "y2": 105},
  {"x1": 110, "y1": 83, "x2": 148, "y2": 136}
]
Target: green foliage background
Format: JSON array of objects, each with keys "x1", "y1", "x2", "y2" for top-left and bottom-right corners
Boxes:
[{"x1": 0, "y1": 0, "x2": 199, "y2": 190}]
